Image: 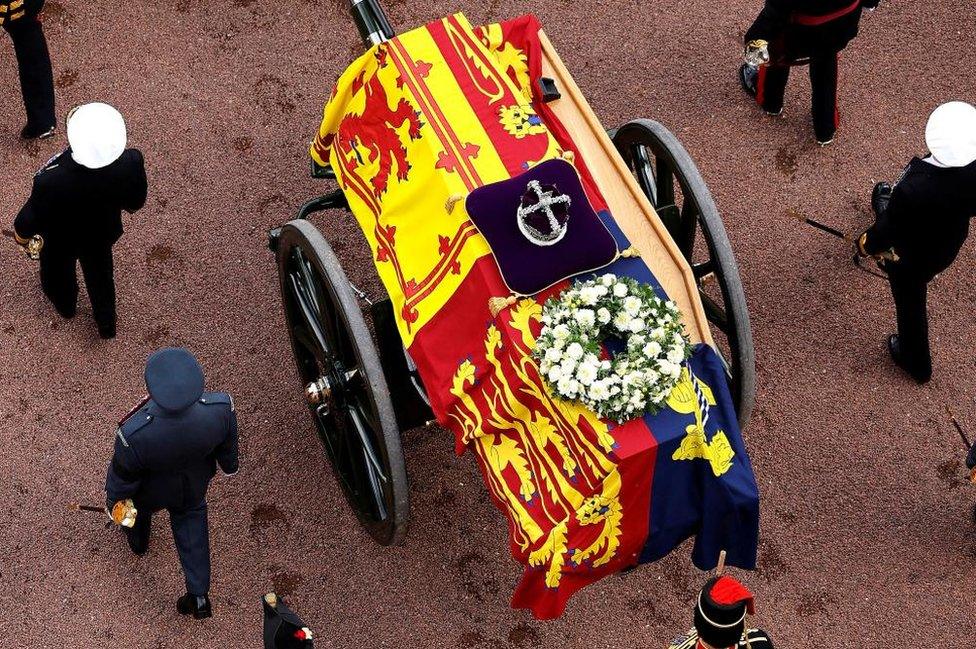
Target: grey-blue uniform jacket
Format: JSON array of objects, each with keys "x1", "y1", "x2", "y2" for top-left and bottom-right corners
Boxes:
[{"x1": 105, "y1": 392, "x2": 238, "y2": 512}]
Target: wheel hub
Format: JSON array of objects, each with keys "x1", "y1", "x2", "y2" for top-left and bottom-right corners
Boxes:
[{"x1": 305, "y1": 376, "x2": 334, "y2": 407}]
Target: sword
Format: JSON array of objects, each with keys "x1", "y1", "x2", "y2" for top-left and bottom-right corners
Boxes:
[
  {"x1": 789, "y1": 211, "x2": 894, "y2": 279},
  {"x1": 69, "y1": 502, "x2": 107, "y2": 514}
]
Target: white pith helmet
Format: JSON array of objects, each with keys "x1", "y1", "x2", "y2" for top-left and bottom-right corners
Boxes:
[{"x1": 66, "y1": 103, "x2": 127, "y2": 169}]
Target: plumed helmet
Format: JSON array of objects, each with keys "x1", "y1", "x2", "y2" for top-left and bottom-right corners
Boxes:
[
  {"x1": 144, "y1": 347, "x2": 205, "y2": 413},
  {"x1": 925, "y1": 101, "x2": 976, "y2": 168},
  {"x1": 693, "y1": 576, "x2": 756, "y2": 648},
  {"x1": 66, "y1": 102, "x2": 127, "y2": 169}
]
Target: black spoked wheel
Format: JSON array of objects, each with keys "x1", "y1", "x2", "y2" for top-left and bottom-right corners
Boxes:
[
  {"x1": 275, "y1": 219, "x2": 409, "y2": 545},
  {"x1": 611, "y1": 119, "x2": 756, "y2": 429}
]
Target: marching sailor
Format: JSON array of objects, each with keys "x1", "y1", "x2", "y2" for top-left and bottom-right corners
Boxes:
[
  {"x1": 856, "y1": 101, "x2": 976, "y2": 383},
  {"x1": 667, "y1": 575, "x2": 774, "y2": 649},
  {"x1": 738, "y1": 0, "x2": 880, "y2": 145},
  {"x1": 1, "y1": 0, "x2": 55, "y2": 139},
  {"x1": 12, "y1": 102, "x2": 147, "y2": 339},
  {"x1": 105, "y1": 348, "x2": 239, "y2": 619}
]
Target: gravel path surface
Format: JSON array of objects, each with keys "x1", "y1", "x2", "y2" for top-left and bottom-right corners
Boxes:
[{"x1": 1, "y1": 1, "x2": 974, "y2": 647}]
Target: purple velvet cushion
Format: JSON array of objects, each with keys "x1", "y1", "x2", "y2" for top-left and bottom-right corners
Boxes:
[{"x1": 465, "y1": 158, "x2": 618, "y2": 295}]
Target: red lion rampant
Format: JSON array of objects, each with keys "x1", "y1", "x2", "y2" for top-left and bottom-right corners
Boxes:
[{"x1": 337, "y1": 49, "x2": 423, "y2": 198}]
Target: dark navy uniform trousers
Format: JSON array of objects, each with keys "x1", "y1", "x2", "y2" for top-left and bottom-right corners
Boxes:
[{"x1": 2, "y1": 3, "x2": 55, "y2": 132}]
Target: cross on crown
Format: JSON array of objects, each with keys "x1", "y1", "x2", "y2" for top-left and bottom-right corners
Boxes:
[{"x1": 516, "y1": 180, "x2": 572, "y2": 247}]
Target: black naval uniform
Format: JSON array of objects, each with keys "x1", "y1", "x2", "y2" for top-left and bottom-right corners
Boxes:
[
  {"x1": 860, "y1": 158, "x2": 976, "y2": 382},
  {"x1": 1, "y1": 0, "x2": 55, "y2": 137},
  {"x1": 13, "y1": 148, "x2": 147, "y2": 338},
  {"x1": 105, "y1": 348, "x2": 238, "y2": 616},
  {"x1": 744, "y1": 0, "x2": 879, "y2": 142}
]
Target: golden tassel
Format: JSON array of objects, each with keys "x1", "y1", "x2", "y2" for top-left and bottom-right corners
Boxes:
[
  {"x1": 561, "y1": 150, "x2": 575, "y2": 164},
  {"x1": 619, "y1": 245, "x2": 640, "y2": 258},
  {"x1": 488, "y1": 295, "x2": 517, "y2": 317},
  {"x1": 445, "y1": 193, "x2": 466, "y2": 213}
]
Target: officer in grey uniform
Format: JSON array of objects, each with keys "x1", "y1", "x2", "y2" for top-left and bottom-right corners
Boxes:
[{"x1": 105, "y1": 347, "x2": 239, "y2": 619}]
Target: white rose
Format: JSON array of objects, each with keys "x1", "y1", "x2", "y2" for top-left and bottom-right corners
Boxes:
[
  {"x1": 553, "y1": 324, "x2": 570, "y2": 340},
  {"x1": 643, "y1": 341, "x2": 662, "y2": 357},
  {"x1": 613, "y1": 311, "x2": 632, "y2": 330},
  {"x1": 597, "y1": 308, "x2": 612, "y2": 324},
  {"x1": 566, "y1": 342, "x2": 584, "y2": 360},
  {"x1": 651, "y1": 327, "x2": 666, "y2": 340},
  {"x1": 601, "y1": 274, "x2": 616, "y2": 286},
  {"x1": 658, "y1": 359, "x2": 676, "y2": 376},
  {"x1": 579, "y1": 287, "x2": 599, "y2": 306},
  {"x1": 577, "y1": 361, "x2": 598, "y2": 385},
  {"x1": 613, "y1": 283, "x2": 628, "y2": 297},
  {"x1": 548, "y1": 366, "x2": 563, "y2": 383},
  {"x1": 623, "y1": 296, "x2": 641, "y2": 315},
  {"x1": 590, "y1": 381, "x2": 610, "y2": 400},
  {"x1": 552, "y1": 337, "x2": 566, "y2": 350},
  {"x1": 667, "y1": 347, "x2": 684, "y2": 364},
  {"x1": 559, "y1": 359, "x2": 577, "y2": 375},
  {"x1": 577, "y1": 309, "x2": 596, "y2": 328},
  {"x1": 594, "y1": 284, "x2": 609, "y2": 297},
  {"x1": 545, "y1": 347, "x2": 562, "y2": 363},
  {"x1": 629, "y1": 318, "x2": 646, "y2": 333},
  {"x1": 557, "y1": 376, "x2": 574, "y2": 395}
]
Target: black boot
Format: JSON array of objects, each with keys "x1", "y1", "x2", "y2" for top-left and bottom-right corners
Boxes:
[
  {"x1": 887, "y1": 334, "x2": 931, "y2": 384},
  {"x1": 738, "y1": 63, "x2": 758, "y2": 97},
  {"x1": 177, "y1": 593, "x2": 212, "y2": 619},
  {"x1": 21, "y1": 124, "x2": 56, "y2": 140},
  {"x1": 97, "y1": 322, "x2": 117, "y2": 339}
]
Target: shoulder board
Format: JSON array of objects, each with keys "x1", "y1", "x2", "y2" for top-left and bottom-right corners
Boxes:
[
  {"x1": 200, "y1": 392, "x2": 234, "y2": 411},
  {"x1": 120, "y1": 410, "x2": 154, "y2": 438}
]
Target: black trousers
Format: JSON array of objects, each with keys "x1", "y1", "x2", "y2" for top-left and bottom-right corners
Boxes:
[
  {"x1": 4, "y1": 14, "x2": 56, "y2": 131},
  {"x1": 125, "y1": 501, "x2": 212, "y2": 596},
  {"x1": 885, "y1": 263, "x2": 933, "y2": 382},
  {"x1": 756, "y1": 52, "x2": 840, "y2": 142},
  {"x1": 39, "y1": 246, "x2": 116, "y2": 332}
]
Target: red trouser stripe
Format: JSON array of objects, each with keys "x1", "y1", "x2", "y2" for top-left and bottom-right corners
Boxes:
[
  {"x1": 756, "y1": 65, "x2": 767, "y2": 106},
  {"x1": 793, "y1": 0, "x2": 860, "y2": 26}
]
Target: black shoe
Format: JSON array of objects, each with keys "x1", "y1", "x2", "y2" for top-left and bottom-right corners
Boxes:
[
  {"x1": 738, "y1": 63, "x2": 758, "y2": 97},
  {"x1": 98, "y1": 323, "x2": 116, "y2": 339},
  {"x1": 887, "y1": 334, "x2": 931, "y2": 384},
  {"x1": 54, "y1": 304, "x2": 77, "y2": 319},
  {"x1": 177, "y1": 593, "x2": 212, "y2": 619},
  {"x1": 123, "y1": 526, "x2": 148, "y2": 556},
  {"x1": 21, "y1": 124, "x2": 56, "y2": 140}
]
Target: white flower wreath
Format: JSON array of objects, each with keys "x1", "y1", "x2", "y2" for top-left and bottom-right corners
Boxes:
[{"x1": 533, "y1": 273, "x2": 691, "y2": 422}]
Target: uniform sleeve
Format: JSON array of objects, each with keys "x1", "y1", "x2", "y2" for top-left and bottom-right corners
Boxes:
[
  {"x1": 122, "y1": 150, "x2": 148, "y2": 214},
  {"x1": 105, "y1": 433, "x2": 144, "y2": 505},
  {"x1": 215, "y1": 404, "x2": 239, "y2": 476},
  {"x1": 12, "y1": 176, "x2": 48, "y2": 240},
  {"x1": 744, "y1": 0, "x2": 792, "y2": 44},
  {"x1": 863, "y1": 178, "x2": 914, "y2": 256}
]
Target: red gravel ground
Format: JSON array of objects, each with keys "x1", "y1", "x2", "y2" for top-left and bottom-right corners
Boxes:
[{"x1": 2, "y1": 1, "x2": 975, "y2": 647}]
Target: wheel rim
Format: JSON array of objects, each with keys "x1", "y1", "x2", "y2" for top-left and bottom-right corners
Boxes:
[
  {"x1": 612, "y1": 120, "x2": 756, "y2": 428},
  {"x1": 276, "y1": 221, "x2": 408, "y2": 543}
]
